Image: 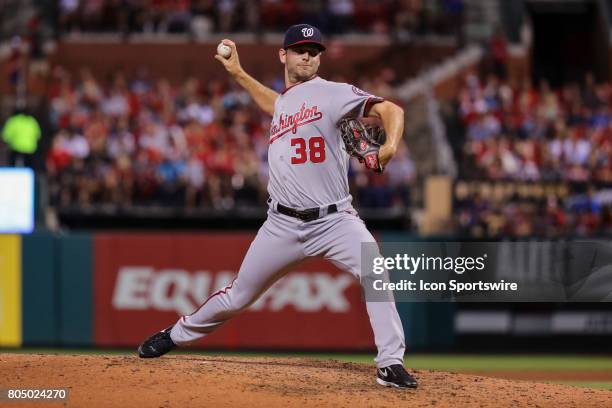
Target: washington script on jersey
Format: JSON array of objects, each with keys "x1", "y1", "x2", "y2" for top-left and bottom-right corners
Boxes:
[{"x1": 269, "y1": 103, "x2": 323, "y2": 143}]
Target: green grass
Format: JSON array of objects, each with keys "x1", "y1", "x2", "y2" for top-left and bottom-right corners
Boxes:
[
  {"x1": 402, "y1": 355, "x2": 612, "y2": 371},
  {"x1": 3, "y1": 349, "x2": 612, "y2": 371},
  {"x1": 549, "y1": 381, "x2": 612, "y2": 391}
]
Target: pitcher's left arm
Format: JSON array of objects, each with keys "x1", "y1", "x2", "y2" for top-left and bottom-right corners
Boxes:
[{"x1": 366, "y1": 101, "x2": 405, "y2": 169}]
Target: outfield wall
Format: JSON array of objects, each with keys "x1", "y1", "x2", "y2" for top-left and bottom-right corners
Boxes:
[
  {"x1": 9, "y1": 231, "x2": 611, "y2": 352},
  {"x1": 0, "y1": 231, "x2": 452, "y2": 350}
]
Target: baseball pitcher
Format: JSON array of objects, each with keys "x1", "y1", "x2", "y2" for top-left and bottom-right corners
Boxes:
[{"x1": 138, "y1": 24, "x2": 417, "y2": 389}]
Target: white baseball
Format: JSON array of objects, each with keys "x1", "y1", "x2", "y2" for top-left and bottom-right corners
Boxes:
[{"x1": 217, "y1": 43, "x2": 232, "y2": 58}]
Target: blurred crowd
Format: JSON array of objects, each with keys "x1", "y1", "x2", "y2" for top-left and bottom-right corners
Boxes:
[
  {"x1": 56, "y1": 0, "x2": 463, "y2": 38},
  {"x1": 454, "y1": 180, "x2": 612, "y2": 238},
  {"x1": 45, "y1": 66, "x2": 415, "y2": 210},
  {"x1": 451, "y1": 72, "x2": 612, "y2": 237}
]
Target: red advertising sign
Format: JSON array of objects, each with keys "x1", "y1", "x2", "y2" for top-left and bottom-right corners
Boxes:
[{"x1": 93, "y1": 233, "x2": 375, "y2": 350}]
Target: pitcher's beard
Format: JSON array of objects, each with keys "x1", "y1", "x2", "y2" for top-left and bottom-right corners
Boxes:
[
  {"x1": 293, "y1": 71, "x2": 315, "y2": 82},
  {"x1": 288, "y1": 65, "x2": 316, "y2": 83}
]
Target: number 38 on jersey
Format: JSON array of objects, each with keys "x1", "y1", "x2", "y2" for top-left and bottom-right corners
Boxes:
[{"x1": 290, "y1": 136, "x2": 326, "y2": 164}]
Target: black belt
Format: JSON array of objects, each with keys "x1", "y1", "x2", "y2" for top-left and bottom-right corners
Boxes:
[{"x1": 276, "y1": 202, "x2": 338, "y2": 222}]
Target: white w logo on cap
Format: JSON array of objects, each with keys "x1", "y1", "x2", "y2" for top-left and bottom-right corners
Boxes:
[{"x1": 301, "y1": 27, "x2": 314, "y2": 37}]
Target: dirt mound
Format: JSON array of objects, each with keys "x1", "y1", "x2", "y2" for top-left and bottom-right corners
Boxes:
[{"x1": 1, "y1": 354, "x2": 611, "y2": 407}]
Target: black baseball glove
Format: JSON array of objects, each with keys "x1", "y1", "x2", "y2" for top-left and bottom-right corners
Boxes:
[{"x1": 339, "y1": 118, "x2": 386, "y2": 172}]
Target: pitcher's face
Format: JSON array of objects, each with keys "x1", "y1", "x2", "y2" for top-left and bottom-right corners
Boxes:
[{"x1": 280, "y1": 45, "x2": 322, "y2": 82}]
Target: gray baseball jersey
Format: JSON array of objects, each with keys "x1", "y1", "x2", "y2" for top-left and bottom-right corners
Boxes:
[
  {"x1": 268, "y1": 76, "x2": 383, "y2": 208},
  {"x1": 169, "y1": 75, "x2": 405, "y2": 369}
]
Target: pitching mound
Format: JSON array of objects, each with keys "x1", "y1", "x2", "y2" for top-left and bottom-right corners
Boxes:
[{"x1": 2, "y1": 354, "x2": 611, "y2": 407}]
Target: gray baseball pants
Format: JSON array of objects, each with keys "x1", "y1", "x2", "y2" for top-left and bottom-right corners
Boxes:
[{"x1": 170, "y1": 200, "x2": 405, "y2": 368}]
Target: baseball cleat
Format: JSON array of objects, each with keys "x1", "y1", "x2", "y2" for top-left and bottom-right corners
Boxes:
[
  {"x1": 138, "y1": 326, "x2": 177, "y2": 358},
  {"x1": 376, "y1": 365, "x2": 418, "y2": 389}
]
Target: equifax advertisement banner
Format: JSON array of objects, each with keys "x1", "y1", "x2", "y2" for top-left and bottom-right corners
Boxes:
[{"x1": 93, "y1": 233, "x2": 374, "y2": 349}]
